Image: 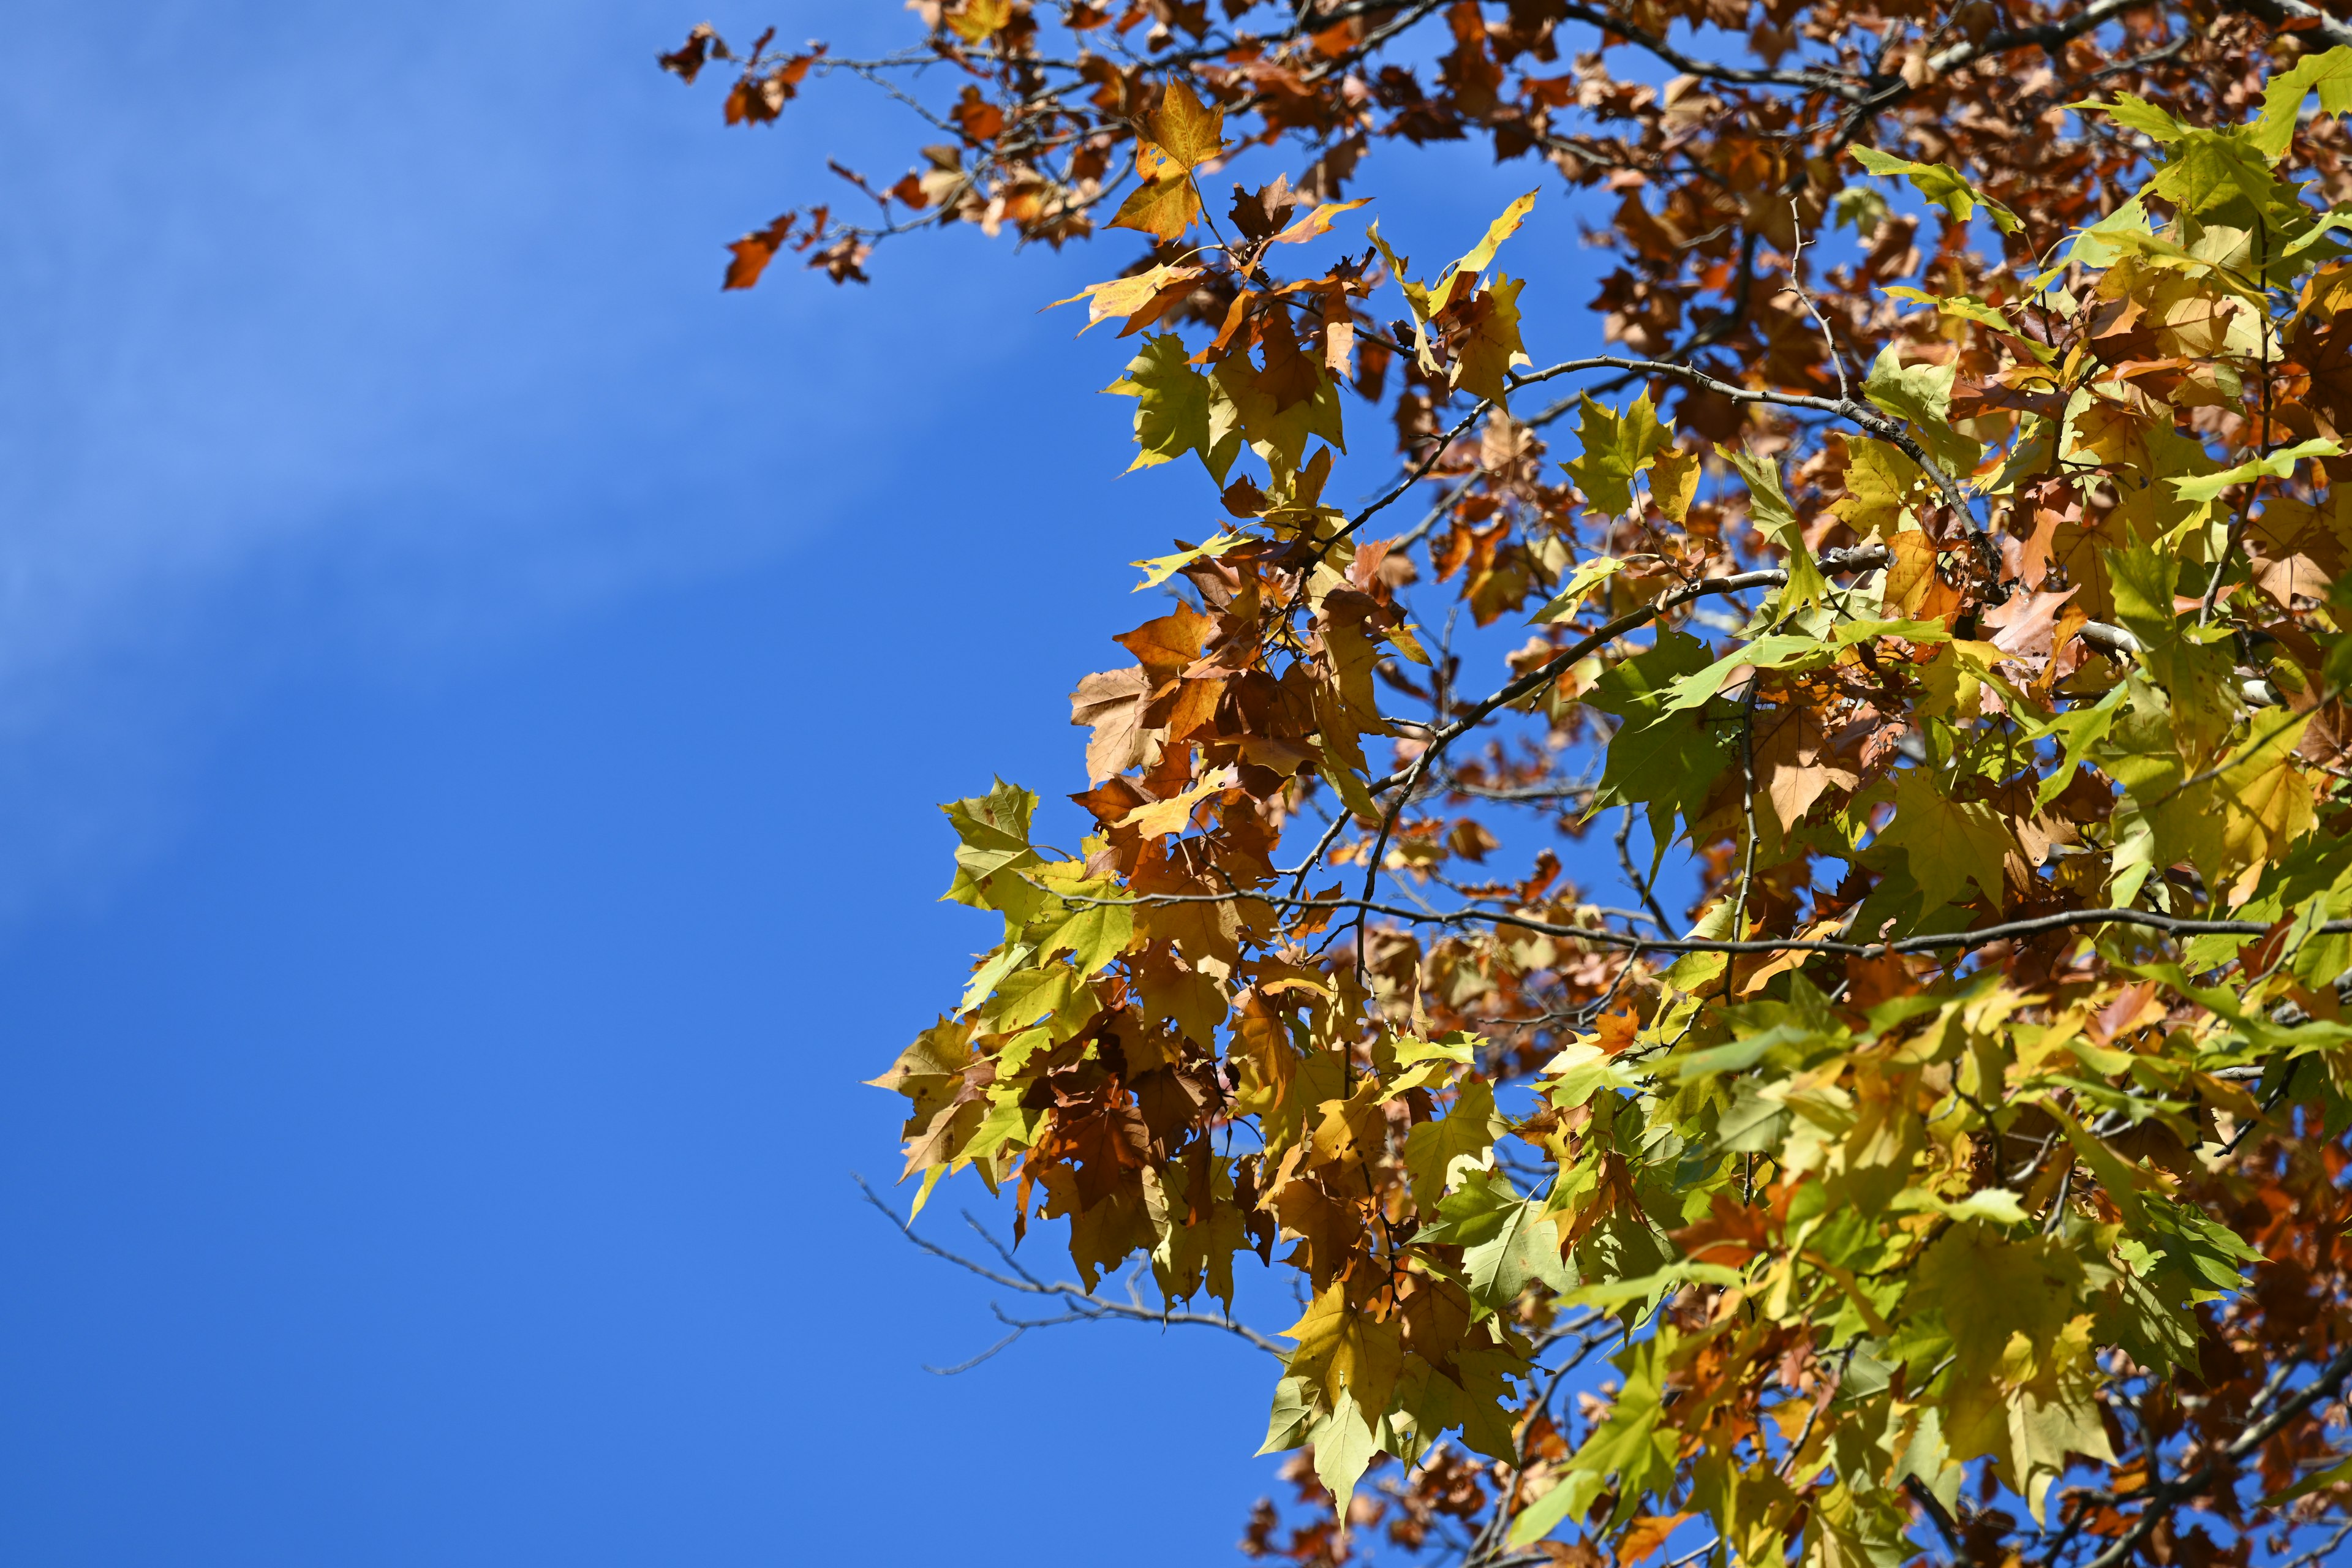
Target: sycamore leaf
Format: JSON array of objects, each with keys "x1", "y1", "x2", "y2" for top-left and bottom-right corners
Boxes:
[
  {"x1": 1270, "y1": 197, "x2": 1370, "y2": 246},
  {"x1": 1370, "y1": 192, "x2": 1537, "y2": 377},
  {"x1": 1403, "y1": 1076, "x2": 1502, "y2": 1210},
  {"x1": 1115, "y1": 774, "x2": 1227, "y2": 837},
  {"x1": 1259, "y1": 1374, "x2": 1313, "y2": 1455},
  {"x1": 1851, "y1": 144, "x2": 2021, "y2": 234},
  {"x1": 1877, "y1": 767, "x2": 2011, "y2": 911},
  {"x1": 1648, "y1": 444, "x2": 1701, "y2": 523},
  {"x1": 940, "y1": 778, "x2": 1042, "y2": 897},
  {"x1": 1282, "y1": 1281, "x2": 1405, "y2": 1424},
  {"x1": 1308, "y1": 1390, "x2": 1381, "y2": 1517},
  {"x1": 1863, "y1": 345, "x2": 1978, "y2": 478},
  {"x1": 2073, "y1": 92, "x2": 2190, "y2": 145},
  {"x1": 1415, "y1": 1168, "x2": 1575, "y2": 1311},
  {"x1": 1913, "y1": 1223, "x2": 2086, "y2": 1389},
  {"x1": 1144, "y1": 78, "x2": 1226, "y2": 172},
  {"x1": 1105, "y1": 333, "x2": 1237, "y2": 481},
  {"x1": 1531, "y1": 555, "x2": 1625, "y2": 624},
  {"x1": 2006, "y1": 1340, "x2": 2113, "y2": 1525},
  {"x1": 1050, "y1": 263, "x2": 1205, "y2": 335},
  {"x1": 1439, "y1": 189, "x2": 1539, "y2": 296},
  {"x1": 1070, "y1": 668, "x2": 1156, "y2": 784},
  {"x1": 1563, "y1": 393, "x2": 1675, "y2": 518},
  {"x1": 1108, "y1": 175, "x2": 1201, "y2": 243},
  {"x1": 2169, "y1": 438, "x2": 2342, "y2": 502},
  {"x1": 2252, "y1": 46, "x2": 2352, "y2": 160},
  {"x1": 1131, "y1": 530, "x2": 1246, "y2": 590},
  {"x1": 1721, "y1": 445, "x2": 1827, "y2": 610},
  {"x1": 1566, "y1": 1336, "x2": 1675, "y2": 1505},
  {"x1": 1447, "y1": 272, "x2": 1530, "y2": 406},
  {"x1": 1832, "y1": 439, "x2": 1928, "y2": 538}
]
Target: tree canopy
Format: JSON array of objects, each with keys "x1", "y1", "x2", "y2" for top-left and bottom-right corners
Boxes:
[{"x1": 668, "y1": 6, "x2": 2352, "y2": 1565}]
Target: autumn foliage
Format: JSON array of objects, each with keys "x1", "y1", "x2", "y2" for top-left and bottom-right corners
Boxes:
[{"x1": 669, "y1": 5, "x2": 2352, "y2": 1565}]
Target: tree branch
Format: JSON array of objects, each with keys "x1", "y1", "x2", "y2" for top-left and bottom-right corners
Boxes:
[{"x1": 853, "y1": 1175, "x2": 1287, "y2": 1358}]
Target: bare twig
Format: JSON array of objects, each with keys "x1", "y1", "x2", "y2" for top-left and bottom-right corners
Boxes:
[{"x1": 853, "y1": 1175, "x2": 1286, "y2": 1359}]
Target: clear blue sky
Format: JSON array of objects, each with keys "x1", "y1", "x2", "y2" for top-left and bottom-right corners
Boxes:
[{"x1": 0, "y1": 4, "x2": 1611, "y2": 1562}]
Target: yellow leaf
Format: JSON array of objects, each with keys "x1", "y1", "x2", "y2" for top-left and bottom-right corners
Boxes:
[
  {"x1": 1281, "y1": 1281, "x2": 1405, "y2": 1421},
  {"x1": 1445, "y1": 189, "x2": 1539, "y2": 290},
  {"x1": 1831, "y1": 440, "x2": 1927, "y2": 539},
  {"x1": 1448, "y1": 272, "x2": 1530, "y2": 406},
  {"x1": 1145, "y1": 78, "x2": 1225, "y2": 171},
  {"x1": 1050, "y1": 263, "x2": 1205, "y2": 336},
  {"x1": 1270, "y1": 197, "x2": 1370, "y2": 246},
  {"x1": 1131, "y1": 530, "x2": 1246, "y2": 590},
  {"x1": 1108, "y1": 173, "x2": 1201, "y2": 243},
  {"x1": 944, "y1": 0, "x2": 1012, "y2": 43},
  {"x1": 1116, "y1": 774, "x2": 1227, "y2": 836}
]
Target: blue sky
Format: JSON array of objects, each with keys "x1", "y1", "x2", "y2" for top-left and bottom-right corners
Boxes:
[{"x1": 0, "y1": 4, "x2": 1620, "y2": 1562}]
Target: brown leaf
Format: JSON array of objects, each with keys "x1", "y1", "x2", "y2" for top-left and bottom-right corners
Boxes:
[
  {"x1": 1117, "y1": 605, "x2": 1216, "y2": 685},
  {"x1": 722, "y1": 214, "x2": 795, "y2": 291},
  {"x1": 1070, "y1": 665, "x2": 1161, "y2": 783},
  {"x1": 1751, "y1": 699, "x2": 1855, "y2": 833}
]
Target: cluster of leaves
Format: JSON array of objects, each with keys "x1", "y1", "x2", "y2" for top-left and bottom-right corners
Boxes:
[{"x1": 667, "y1": 6, "x2": 2352, "y2": 1567}]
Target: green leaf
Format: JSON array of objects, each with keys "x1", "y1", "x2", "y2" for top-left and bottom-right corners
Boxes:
[
  {"x1": 1308, "y1": 1389, "x2": 1381, "y2": 1516},
  {"x1": 1587, "y1": 628, "x2": 1741, "y2": 865},
  {"x1": 1531, "y1": 554, "x2": 1626, "y2": 624},
  {"x1": 2252, "y1": 45, "x2": 2352, "y2": 160},
  {"x1": 1875, "y1": 767, "x2": 2011, "y2": 913},
  {"x1": 1104, "y1": 333, "x2": 1236, "y2": 481},
  {"x1": 1566, "y1": 1335, "x2": 1676, "y2": 1505},
  {"x1": 1403, "y1": 1076, "x2": 1503, "y2": 1211},
  {"x1": 1257, "y1": 1374, "x2": 1313, "y2": 1455},
  {"x1": 1415, "y1": 1168, "x2": 1576, "y2": 1313},
  {"x1": 1131, "y1": 530, "x2": 1246, "y2": 590},
  {"x1": 2073, "y1": 92, "x2": 2190, "y2": 145},
  {"x1": 1507, "y1": 1469, "x2": 1608, "y2": 1546},
  {"x1": 2169, "y1": 438, "x2": 2342, "y2": 503},
  {"x1": 940, "y1": 778, "x2": 1043, "y2": 899},
  {"x1": 1862, "y1": 345, "x2": 1978, "y2": 478},
  {"x1": 1721, "y1": 445, "x2": 1826, "y2": 610},
  {"x1": 1562, "y1": 393, "x2": 1676, "y2": 518},
  {"x1": 1850, "y1": 144, "x2": 2021, "y2": 234}
]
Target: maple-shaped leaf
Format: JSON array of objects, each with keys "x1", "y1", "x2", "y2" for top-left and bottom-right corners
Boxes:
[
  {"x1": 1279, "y1": 1281, "x2": 1404, "y2": 1431},
  {"x1": 1051, "y1": 263, "x2": 1205, "y2": 336},
  {"x1": 943, "y1": 0, "x2": 1012, "y2": 44},
  {"x1": 938, "y1": 778, "x2": 1042, "y2": 897},
  {"x1": 1104, "y1": 333, "x2": 1235, "y2": 480},
  {"x1": 1069, "y1": 666, "x2": 1158, "y2": 783},
  {"x1": 2253, "y1": 46, "x2": 2352, "y2": 159},
  {"x1": 1401, "y1": 1076, "x2": 1502, "y2": 1211},
  {"x1": 1647, "y1": 444, "x2": 1700, "y2": 523},
  {"x1": 1441, "y1": 272, "x2": 1529, "y2": 406},
  {"x1": 1369, "y1": 191, "x2": 1536, "y2": 378},
  {"x1": 1107, "y1": 173, "x2": 1201, "y2": 244},
  {"x1": 1861, "y1": 346, "x2": 1978, "y2": 479},
  {"x1": 1562, "y1": 393, "x2": 1675, "y2": 518},
  {"x1": 1850, "y1": 144, "x2": 2020, "y2": 235},
  {"x1": 1412, "y1": 1167, "x2": 1575, "y2": 1313},
  {"x1": 1831, "y1": 439, "x2": 1926, "y2": 539},
  {"x1": 1143, "y1": 78, "x2": 1224, "y2": 172},
  {"x1": 1875, "y1": 767, "x2": 2011, "y2": 912}
]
